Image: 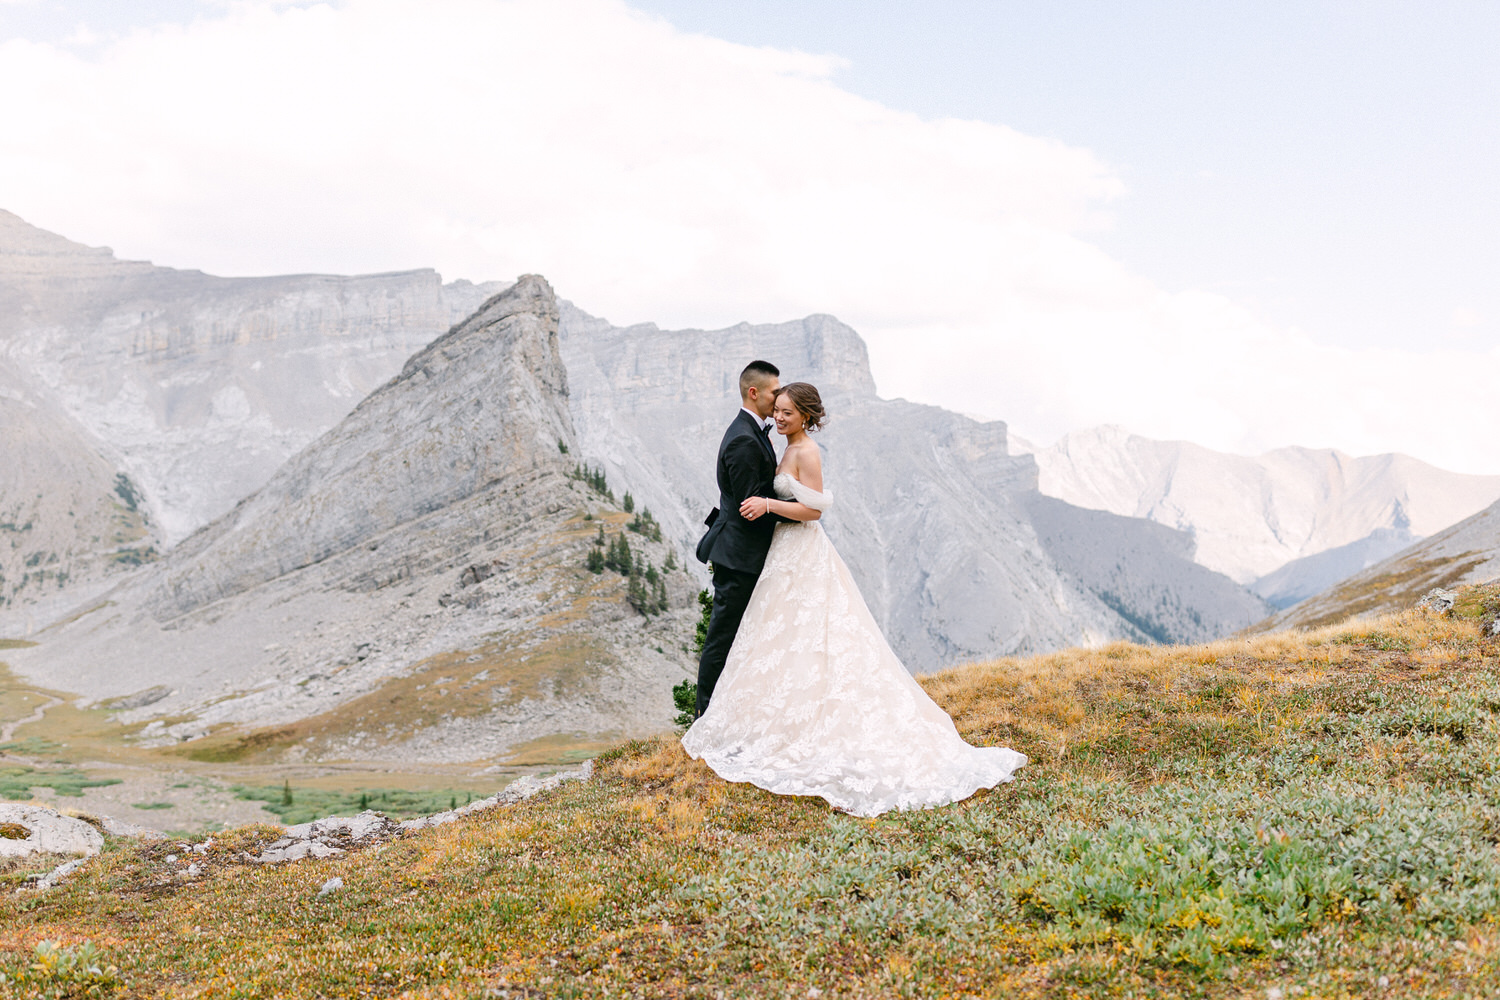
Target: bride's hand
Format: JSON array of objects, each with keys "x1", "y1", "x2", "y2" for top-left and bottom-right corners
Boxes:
[{"x1": 740, "y1": 496, "x2": 771, "y2": 520}]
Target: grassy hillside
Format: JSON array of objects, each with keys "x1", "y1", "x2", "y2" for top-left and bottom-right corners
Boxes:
[
  {"x1": 1250, "y1": 500, "x2": 1500, "y2": 635},
  {"x1": 3, "y1": 584, "x2": 1499, "y2": 999}
]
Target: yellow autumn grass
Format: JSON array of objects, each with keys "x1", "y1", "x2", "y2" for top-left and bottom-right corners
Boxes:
[
  {"x1": 612, "y1": 593, "x2": 1495, "y2": 791},
  {"x1": 1, "y1": 583, "x2": 1496, "y2": 998},
  {"x1": 920, "y1": 599, "x2": 1491, "y2": 770}
]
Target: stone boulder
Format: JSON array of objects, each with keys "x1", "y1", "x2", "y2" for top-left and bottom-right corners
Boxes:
[
  {"x1": 0, "y1": 804, "x2": 105, "y2": 858},
  {"x1": 1418, "y1": 588, "x2": 1459, "y2": 615}
]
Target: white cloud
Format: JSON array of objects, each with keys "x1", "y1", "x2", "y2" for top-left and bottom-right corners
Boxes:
[
  {"x1": 1, "y1": 0, "x2": 1495, "y2": 474},
  {"x1": 1452, "y1": 306, "x2": 1483, "y2": 329}
]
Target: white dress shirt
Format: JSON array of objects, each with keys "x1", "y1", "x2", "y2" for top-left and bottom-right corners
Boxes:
[{"x1": 741, "y1": 406, "x2": 773, "y2": 431}]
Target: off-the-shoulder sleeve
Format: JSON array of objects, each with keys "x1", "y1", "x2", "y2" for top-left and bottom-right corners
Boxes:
[{"x1": 786, "y1": 477, "x2": 833, "y2": 512}]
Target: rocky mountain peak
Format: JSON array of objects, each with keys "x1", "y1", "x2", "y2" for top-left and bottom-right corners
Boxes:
[
  {"x1": 0, "y1": 208, "x2": 122, "y2": 266},
  {"x1": 388, "y1": 274, "x2": 567, "y2": 401},
  {"x1": 146, "y1": 275, "x2": 575, "y2": 619}
]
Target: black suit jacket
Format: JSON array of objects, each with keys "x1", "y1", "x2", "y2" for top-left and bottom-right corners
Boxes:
[{"x1": 696, "y1": 409, "x2": 786, "y2": 575}]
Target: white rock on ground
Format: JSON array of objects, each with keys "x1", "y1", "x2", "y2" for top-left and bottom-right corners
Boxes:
[
  {"x1": 399, "y1": 759, "x2": 593, "y2": 832},
  {"x1": 0, "y1": 803, "x2": 104, "y2": 859},
  {"x1": 26, "y1": 857, "x2": 89, "y2": 891},
  {"x1": 1418, "y1": 588, "x2": 1459, "y2": 614},
  {"x1": 251, "y1": 760, "x2": 593, "y2": 864}
]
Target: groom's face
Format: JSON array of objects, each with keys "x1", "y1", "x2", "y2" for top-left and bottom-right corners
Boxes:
[{"x1": 747, "y1": 377, "x2": 780, "y2": 418}]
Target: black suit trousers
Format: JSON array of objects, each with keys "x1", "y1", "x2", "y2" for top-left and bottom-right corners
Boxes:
[{"x1": 696, "y1": 563, "x2": 760, "y2": 716}]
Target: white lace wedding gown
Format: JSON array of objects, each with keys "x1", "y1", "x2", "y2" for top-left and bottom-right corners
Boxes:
[{"x1": 682, "y1": 473, "x2": 1027, "y2": 817}]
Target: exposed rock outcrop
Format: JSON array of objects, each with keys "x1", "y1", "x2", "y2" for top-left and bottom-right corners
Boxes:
[
  {"x1": 0, "y1": 803, "x2": 104, "y2": 859},
  {"x1": 146, "y1": 274, "x2": 574, "y2": 619},
  {"x1": 1021, "y1": 493, "x2": 1270, "y2": 645},
  {"x1": 0, "y1": 208, "x2": 507, "y2": 553},
  {"x1": 0, "y1": 360, "x2": 158, "y2": 612}
]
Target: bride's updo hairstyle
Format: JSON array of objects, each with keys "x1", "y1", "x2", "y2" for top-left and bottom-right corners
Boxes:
[{"x1": 774, "y1": 382, "x2": 826, "y2": 432}]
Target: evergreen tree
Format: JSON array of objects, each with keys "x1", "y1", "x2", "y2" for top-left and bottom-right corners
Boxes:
[
  {"x1": 693, "y1": 588, "x2": 713, "y2": 655},
  {"x1": 672, "y1": 679, "x2": 697, "y2": 728},
  {"x1": 622, "y1": 491, "x2": 635, "y2": 513},
  {"x1": 664, "y1": 550, "x2": 677, "y2": 572},
  {"x1": 675, "y1": 589, "x2": 714, "y2": 724},
  {"x1": 629, "y1": 506, "x2": 663, "y2": 542},
  {"x1": 604, "y1": 533, "x2": 633, "y2": 576},
  {"x1": 627, "y1": 567, "x2": 649, "y2": 615},
  {"x1": 585, "y1": 547, "x2": 605, "y2": 573},
  {"x1": 627, "y1": 560, "x2": 670, "y2": 616}
]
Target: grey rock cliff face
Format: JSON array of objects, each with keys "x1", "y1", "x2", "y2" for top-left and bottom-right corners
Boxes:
[
  {"x1": 0, "y1": 359, "x2": 159, "y2": 610},
  {"x1": 0, "y1": 209, "x2": 506, "y2": 548},
  {"x1": 1022, "y1": 493, "x2": 1270, "y2": 645},
  {"x1": 147, "y1": 275, "x2": 573, "y2": 619},
  {"x1": 558, "y1": 303, "x2": 1267, "y2": 669},
  {"x1": 8, "y1": 277, "x2": 696, "y2": 765}
]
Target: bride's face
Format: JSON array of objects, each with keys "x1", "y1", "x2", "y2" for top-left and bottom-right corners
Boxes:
[{"x1": 772, "y1": 395, "x2": 804, "y2": 436}]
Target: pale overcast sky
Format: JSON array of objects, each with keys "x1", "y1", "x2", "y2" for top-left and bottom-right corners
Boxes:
[
  {"x1": 633, "y1": 1, "x2": 1500, "y2": 356},
  {"x1": 2, "y1": 1, "x2": 1497, "y2": 472}
]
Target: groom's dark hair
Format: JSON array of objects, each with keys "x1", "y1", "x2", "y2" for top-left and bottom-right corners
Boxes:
[{"x1": 739, "y1": 360, "x2": 780, "y2": 398}]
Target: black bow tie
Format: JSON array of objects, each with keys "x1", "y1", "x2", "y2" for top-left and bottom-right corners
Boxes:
[{"x1": 758, "y1": 422, "x2": 772, "y2": 438}]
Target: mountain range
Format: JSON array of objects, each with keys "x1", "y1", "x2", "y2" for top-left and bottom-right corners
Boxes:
[
  {"x1": 0, "y1": 208, "x2": 503, "y2": 616},
  {"x1": 3, "y1": 210, "x2": 1497, "y2": 764},
  {"x1": 1251, "y1": 497, "x2": 1500, "y2": 633},
  {"x1": 1016, "y1": 425, "x2": 1500, "y2": 606},
  {"x1": 557, "y1": 303, "x2": 1268, "y2": 665}
]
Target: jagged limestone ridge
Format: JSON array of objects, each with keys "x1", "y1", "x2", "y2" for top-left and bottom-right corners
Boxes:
[
  {"x1": 145, "y1": 275, "x2": 574, "y2": 619},
  {"x1": 0, "y1": 209, "x2": 508, "y2": 545}
]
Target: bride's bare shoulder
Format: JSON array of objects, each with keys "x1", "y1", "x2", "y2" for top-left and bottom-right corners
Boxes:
[{"x1": 790, "y1": 440, "x2": 823, "y2": 490}]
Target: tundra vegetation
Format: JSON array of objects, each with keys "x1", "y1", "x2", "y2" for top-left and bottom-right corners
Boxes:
[{"x1": 1, "y1": 584, "x2": 1498, "y2": 998}]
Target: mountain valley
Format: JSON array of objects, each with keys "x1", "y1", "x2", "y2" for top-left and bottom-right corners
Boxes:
[
  {"x1": 1018, "y1": 424, "x2": 1500, "y2": 601},
  {"x1": 1252, "y1": 497, "x2": 1500, "y2": 633}
]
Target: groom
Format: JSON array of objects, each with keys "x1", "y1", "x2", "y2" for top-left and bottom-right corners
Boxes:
[{"x1": 693, "y1": 359, "x2": 787, "y2": 716}]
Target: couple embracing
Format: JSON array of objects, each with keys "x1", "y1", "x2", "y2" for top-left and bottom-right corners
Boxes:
[{"x1": 682, "y1": 361, "x2": 1027, "y2": 817}]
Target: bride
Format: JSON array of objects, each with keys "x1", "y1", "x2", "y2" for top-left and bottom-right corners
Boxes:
[{"x1": 682, "y1": 382, "x2": 1027, "y2": 817}]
